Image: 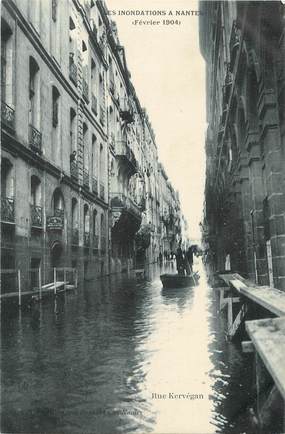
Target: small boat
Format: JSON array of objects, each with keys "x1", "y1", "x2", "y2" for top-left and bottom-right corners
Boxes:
[{"x1": 160, "y1": 272, "x2": 199, "y2": 289}]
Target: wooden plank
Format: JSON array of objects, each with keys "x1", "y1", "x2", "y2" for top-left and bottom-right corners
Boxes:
[
  {"x1": 219, "y1": 273, "x2": 239, "y2": 285},
  {"x1": 240, "y1": 285, "x2": 285, "y2": 317},
  {"x1": 246, "y1": 317, "x2": 285, "y2": 400},
  {"x1": 229, "y1": 303, "x2": 247, "y2": 338},
  {"x1": 229, "y1": 279, "x2": 248, "y2": 293}
]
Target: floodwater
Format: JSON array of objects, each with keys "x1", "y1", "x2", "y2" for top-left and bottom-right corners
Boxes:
[{"x1": 1, "y1": 260, "x2": 255, "y2": 434}]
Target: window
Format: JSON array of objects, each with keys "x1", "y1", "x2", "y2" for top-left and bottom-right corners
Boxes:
[
  {"x1": 52, "y1": 86, "x2": 60, "y2": 128},
  {"x1": 91, "y1": 135, "x2": 96, "y2": 178},
  {"x1": 1, "y1": 158, "x2": 14, "y2": 199},
  {"x1": 31, "y1": 175, "x2": 41, "y2": 206},
  {"x1": 71, "y1": 198, "x2": 78, "y2": 230},
  {"x1": 1, "y1": 20, "x2": 13, "y2": 105},
  {"x1": 52, "y1": 188, "x2": 64, "y2": 218},
  {"x1": 83, "y1": 123, "x2": 89, "y2": 170},
  {"x1": 99, "y1": 143, "x2": 104, "y2": 181},
  {"x1": 51, "y1": 0, "x2": 60, "y2": 60},
  {"x1": 70, "y1": 108, "x2": 76, "y2": 153},
  {"x1": 30, "y1": 175, "x2": 42, "y2": 227},
  {"x1": 29, "y1": 57, "x2": 40, "y2": 129}
]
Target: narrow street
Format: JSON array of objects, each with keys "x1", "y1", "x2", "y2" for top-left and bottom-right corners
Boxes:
[{"x1": 2, "y1": 262, "x2": 254, "y2": 434}]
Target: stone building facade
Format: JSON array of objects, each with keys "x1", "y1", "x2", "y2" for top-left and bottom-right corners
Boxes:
[
  {"x1": 1, "y1": 0, "x2": 184, "y2": 290},
  {"x1": 199, "y1": 1, "x2": 285, "y2": 289}
]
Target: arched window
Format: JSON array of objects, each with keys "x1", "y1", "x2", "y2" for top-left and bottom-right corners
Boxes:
[{"x1": 30, "y1": 175, "x2": 42, "y2": 227}]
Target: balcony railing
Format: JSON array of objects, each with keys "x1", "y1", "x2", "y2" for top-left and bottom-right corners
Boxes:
[
  {"x1": 1, "y1": 197, "x2": 15, "y2": 223},
  {"x1": 110, "y1": 193, "x2": 142, "y2": 218},
  {"x1": 91, "y1": 93, "x2": 98, "y2": 115},
  {"x1": 100, "y1": 182, "x2": 105, "y2": 200},
  {"x1": 46, "y1": 210, "x2": 64, "y2": 231},
  {"x1": 2, "y1": 101, "x2": 15, "y2": 130},
  {"x1": 101, "y1": 236, "x2": 106, "y2": 253},
  {"x1": 83, "y1": 169, "x2": 89, "y2": 189},
  {"x1": 30, "y1": 205, "x2": 43, "y2": 228},
  {"x1": 71, "y1": 228, "x2": 79, "y2": 245},
  {"x1": 69, "y1": 59, "x2": 78, "y2": 86},
  {"x1": 29, "y1": 124, "x2": 42, "y2": 154},
  {"x1": 99, "y1": 104, "x2": 105, "y2": 126},
  {"x1": 119, "y1": 98, "x2": 134, "y2": 124},
  {"x1": 92, "y1": 177, "x2": 98, "y2": 195},
  {"x1": 70, "y1": 160, "x2": 79, "y2": 180},
  {"x1": 93, "y1": 234, "x2": 99, "y2": 249},
  {"x1": 84, "y1": 232, "x2": 90, "y2": 247},
  {"x1": 115, "y1": 140, "x2": 138, "y2": 174},
  {"x1": 82, "y1": 78, "x2": 89, "y2": 103}
]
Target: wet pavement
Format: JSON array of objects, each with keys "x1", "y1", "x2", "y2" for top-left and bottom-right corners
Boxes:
[{"x1": 1, "y1": 260, "x2": 255, "y2": 433}]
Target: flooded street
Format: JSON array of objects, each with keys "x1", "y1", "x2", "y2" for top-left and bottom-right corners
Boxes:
[{"x1": 1, "y1": 261, "x2": 254, "y2": 434}]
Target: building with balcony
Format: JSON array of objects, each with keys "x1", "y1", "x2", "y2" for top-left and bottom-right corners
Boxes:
[
  {"x1": 200, "y1": 1, "x2": 285, "y2": 289},
  {"x1": 1, "y1": 0, "x2": 186, "y2": 287}
]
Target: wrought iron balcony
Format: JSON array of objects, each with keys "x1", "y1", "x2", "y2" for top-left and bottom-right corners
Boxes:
[
  {"x1": 84, "y1": 231, "x2": 90, "y2": 247},
  {"x1": 29, "y1": 124, "x2": 42, "y2": 154},
  {"x1": 46, "y1": 210, "x2": 64, "y2": 231},
  {"x1": 30, "y1": 205, "x2": 43, "y2": 228},
  {"x1": 115, "y1": 140, "x2": 138, "y2": 175},
  {"x1": 69, "y1": 58, "x2": 78, "y2": 86},
  {"x1": 71, "y1": 228, "x2": 79, "y2": 245},
  {"x1": 100, "y1": 182, "x2": 105, "y2": 200},
  {"x1": 83, "y1": 169, "x2": 89, "y2": 189},
  {"x1": 82, "y1": 78, "x2": 89, "y2": 103},
  {"x1": 1, "y1": 197, "x2": 15, "y2": 223},
  {"x1": 92, "y1": 177, "x2": 98, "y2": 195},
  {"x1": 70, "y1": 160, "x2": 79, "y2": 180},
  {"x1": 91, "y1": 93, "x2": 98, "y2": 115},
  {"x1": 99, "y1": 104, "x2": 105, "y2": 126},
  {"x1": 110, "y1": 193, "x2": 142, "y2": 218},
  {"x1": 1, "y1": 101, "x2": 15, "y2": 131},
  {"x1": 119, "y1": 98, "x2": 134, "y2": 124},
  {"x1": 54, "y1": 208, "x2": 64, "y2": 218}
]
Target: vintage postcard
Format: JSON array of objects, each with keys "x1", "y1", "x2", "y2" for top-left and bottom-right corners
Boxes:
[{"x1": 1, "y1": 0, "x2": 285, "y2": 433}]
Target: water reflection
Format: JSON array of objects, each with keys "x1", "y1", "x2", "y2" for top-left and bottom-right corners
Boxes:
[{"x1": 1, "y1": 260, "x2": 254, "y2": 433}]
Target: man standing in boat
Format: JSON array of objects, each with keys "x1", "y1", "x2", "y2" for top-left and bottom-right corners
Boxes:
[{"x1": 176, "y1": 243, "x2": 185, "y2": 275}]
